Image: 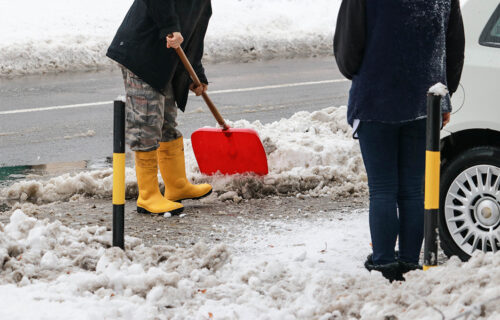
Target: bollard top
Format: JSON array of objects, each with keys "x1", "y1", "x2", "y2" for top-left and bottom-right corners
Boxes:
[
  {"x1": 115, "y1": 95, "x2": 126, "y2": 103},
  {"x1": 428, "y1": 83, "x2": 449, "y2": 97}
]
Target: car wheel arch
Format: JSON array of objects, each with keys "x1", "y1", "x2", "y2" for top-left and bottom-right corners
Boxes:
[{"x1": 441, "y1": 128, "x2": 500, "y2": 166}]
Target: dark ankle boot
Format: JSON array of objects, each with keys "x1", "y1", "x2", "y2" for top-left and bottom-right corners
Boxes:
[
  {"x1": 364, "y1": 254, "x2": 405, "y2": 282},
  {"x1": 398, "y1": 260, "x2": 423, "y2": 274}
]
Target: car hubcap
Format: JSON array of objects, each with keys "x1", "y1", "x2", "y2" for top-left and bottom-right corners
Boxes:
[
  {"x1": 476, "y1": 198, "x2": 499, "y2": 226},
  {"x1": 444, "y1": 165, "x2": 500, "y2": 255}
]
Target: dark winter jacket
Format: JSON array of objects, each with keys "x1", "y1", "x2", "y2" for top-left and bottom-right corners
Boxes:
[
  {"x1": 106, "y1": 0, "x2": 212, "y2": 111},
  {"x1": 333, "y1": 0, "x2": 465, "y2": 125}
]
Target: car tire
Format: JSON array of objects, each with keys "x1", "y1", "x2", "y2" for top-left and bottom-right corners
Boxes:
[{"x1": 439, "y1": 146, "x2": 500, "y2": 261}]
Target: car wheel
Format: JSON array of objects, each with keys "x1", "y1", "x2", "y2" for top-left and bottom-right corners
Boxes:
[{"x1": 439, "y1": 146, "x2": 500, "y2": 261}]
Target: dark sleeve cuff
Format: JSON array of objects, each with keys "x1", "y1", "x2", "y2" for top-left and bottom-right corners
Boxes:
[
  {"x1": 188, "y1": 73, "x2": 208, "y2": 85},
  {"x1": 198, "y1": 73, "x2": 208, "y2": 84},
  {"x1": 159, "y1": 24, "x2": 181, "y2": 40},
  {"x1": 442, "y1": 104, "x2": 452, "y2": 114},
  {"x1": 193, "y1": 62, "x2": 208, "y2": 84}
]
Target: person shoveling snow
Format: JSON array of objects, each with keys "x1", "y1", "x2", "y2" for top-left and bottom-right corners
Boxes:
[{"x1": 106, "y1": 0, "x2": 214, "y2": 215}]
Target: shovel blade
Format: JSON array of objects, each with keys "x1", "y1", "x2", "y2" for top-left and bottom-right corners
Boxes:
[{"x1": 191, "y1": 128, "x2": 268, "y2": 176}]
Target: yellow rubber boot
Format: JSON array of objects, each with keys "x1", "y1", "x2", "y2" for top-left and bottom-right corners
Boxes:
[
  {"x1": 158, "y1": 137, "x2": 212, "y2": 202},
  {"x1": 135, "y1": 150, "x2": 184, "y2": 215}
]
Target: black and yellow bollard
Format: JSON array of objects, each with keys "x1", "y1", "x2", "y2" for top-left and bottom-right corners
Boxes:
[
  {"x1": 423, "y1": 93, "x2": 442, "y2": 270},
  {"x1": 113, "y1": 99, "x2": 126, "y2": 249}
]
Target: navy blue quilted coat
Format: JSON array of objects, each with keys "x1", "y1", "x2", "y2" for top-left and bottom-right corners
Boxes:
[{"x1": 334, "y1": 0, "x2": 465, "y2": 125}]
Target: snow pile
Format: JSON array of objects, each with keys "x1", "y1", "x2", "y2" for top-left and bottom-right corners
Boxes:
[
  {"x1": 1, "y1": 168, "x2": 137, "y2": 204},
  {"x1": 1, "y1": 106, "x2": 366, "y2": 203},
  {"x1": 1, "y1": 210, "x2": 500, "y2": 319},
  {"x1": 189, "y1": 106, "x2": 367, "y2": 199},
  {"x1": 204, "y1": 0, "x2": 340, "y2": 63},
  {"x1": 0, "y1": 0, "x2": 341, "y2": 76},
  {"x1": 0, "y1": 210, "x2": 230, "y2": 319}
]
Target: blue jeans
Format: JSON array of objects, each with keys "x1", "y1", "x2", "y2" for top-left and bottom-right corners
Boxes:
[{"x1": 357, "y1": 119, "x2": 426, "y2": 265}]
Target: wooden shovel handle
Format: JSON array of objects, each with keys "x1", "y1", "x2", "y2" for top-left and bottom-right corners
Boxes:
[{"x1": 174, "y1": 46, "x2": 229, "y2": 130}]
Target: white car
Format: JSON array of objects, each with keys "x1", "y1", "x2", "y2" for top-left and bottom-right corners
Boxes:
[{"x1": 440, "y1": 0, "x2": 500, "y2": 260}]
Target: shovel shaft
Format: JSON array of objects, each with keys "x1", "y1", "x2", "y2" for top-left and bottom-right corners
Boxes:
[{"x1": 174, "y1": 47, "x2": 229, "y2": 130}]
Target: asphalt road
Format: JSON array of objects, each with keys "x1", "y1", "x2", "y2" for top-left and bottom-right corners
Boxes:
[{"x1": 0, "y1": 57, "x2": 349, "y2": 168}]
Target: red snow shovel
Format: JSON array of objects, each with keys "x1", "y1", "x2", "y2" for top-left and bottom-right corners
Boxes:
[{"x1": 174, "y1": 46, "x2": 268, "y2": 176}]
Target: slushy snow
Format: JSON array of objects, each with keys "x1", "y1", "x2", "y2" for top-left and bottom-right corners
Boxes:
[
  {"x1": 1, "y1": 209, "x2": 500, "y2": 319},
  {"x1": 2, "y1": 106, "x2": 367, "y2": 204},
  {"x1": 0, "y1": 0, "x2": 341, "y2": 76}
]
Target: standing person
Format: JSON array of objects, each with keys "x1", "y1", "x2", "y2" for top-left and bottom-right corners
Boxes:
[
  {"x1": 334, "y1": 0, "x2": 465, "y2": 281},
  {"x1": 106, "y1": 0, "x2": 213, "y2": 215}
]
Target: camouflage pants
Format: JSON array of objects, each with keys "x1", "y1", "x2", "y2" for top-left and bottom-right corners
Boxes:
[{"x1": 121, "y1": 68, "x2": 182, "y2": 152}]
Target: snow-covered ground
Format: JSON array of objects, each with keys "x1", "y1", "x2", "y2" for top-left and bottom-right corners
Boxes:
[
  {"x1": 2, "y1": 105, "x2": 499, "y2": 318},
  {"x1": 1, "y1": 209, "x2": 500, "y2": 319},
  {"x1": 4, "y1": 2, "x2": 497, "y2": 318},
  {"x1": 0, "y1": 0, "x2": 341, "y2": 76},
  {"x1": 1, "y1": 104, "x2": 500, "y2": 318},
  {"x1": 2, "y1": 106, "x2": 367, "y2": 204}
]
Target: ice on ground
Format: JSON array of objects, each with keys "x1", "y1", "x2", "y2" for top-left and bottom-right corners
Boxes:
[
  {"x1": 1, "y1": 106, "x2": 367, "y2": 204},
  {"x1": 428, "y1": 82, "x2": 449, "y2": 96},
  {"x1": 0, "y1": 0, "x2": 341, "y2": 76},
  {"x1": 1, "y1": 209, "x2": 500, "y2": 319}
]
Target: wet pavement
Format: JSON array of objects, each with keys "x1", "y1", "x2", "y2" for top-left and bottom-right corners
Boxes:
[
  {"x1": 0, "y1": 57, "x2": 349, "y2": 167},
  {"x1": 0, "y1": 194, "x2": 368, "y2": 248}
]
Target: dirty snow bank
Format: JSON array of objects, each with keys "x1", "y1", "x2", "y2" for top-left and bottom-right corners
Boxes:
[
  {"x1": 1, "y1": 210, "x2": 500, "y2": 319},
  {"x1": 0, "y1": 0, "x2": 341, "y2": 76},
  {"x1": 191, "y1": 106, "x2": 367, "y2": 199},
  {"x1": 1, "y1": 168, "x2": 138, "y2": 204},
  {"x1": 0, "y1": 210, "x2": 230, "y2": 319},
  {"x1": 1, "y1": 106, "x2": 367, "y2": 204}
]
